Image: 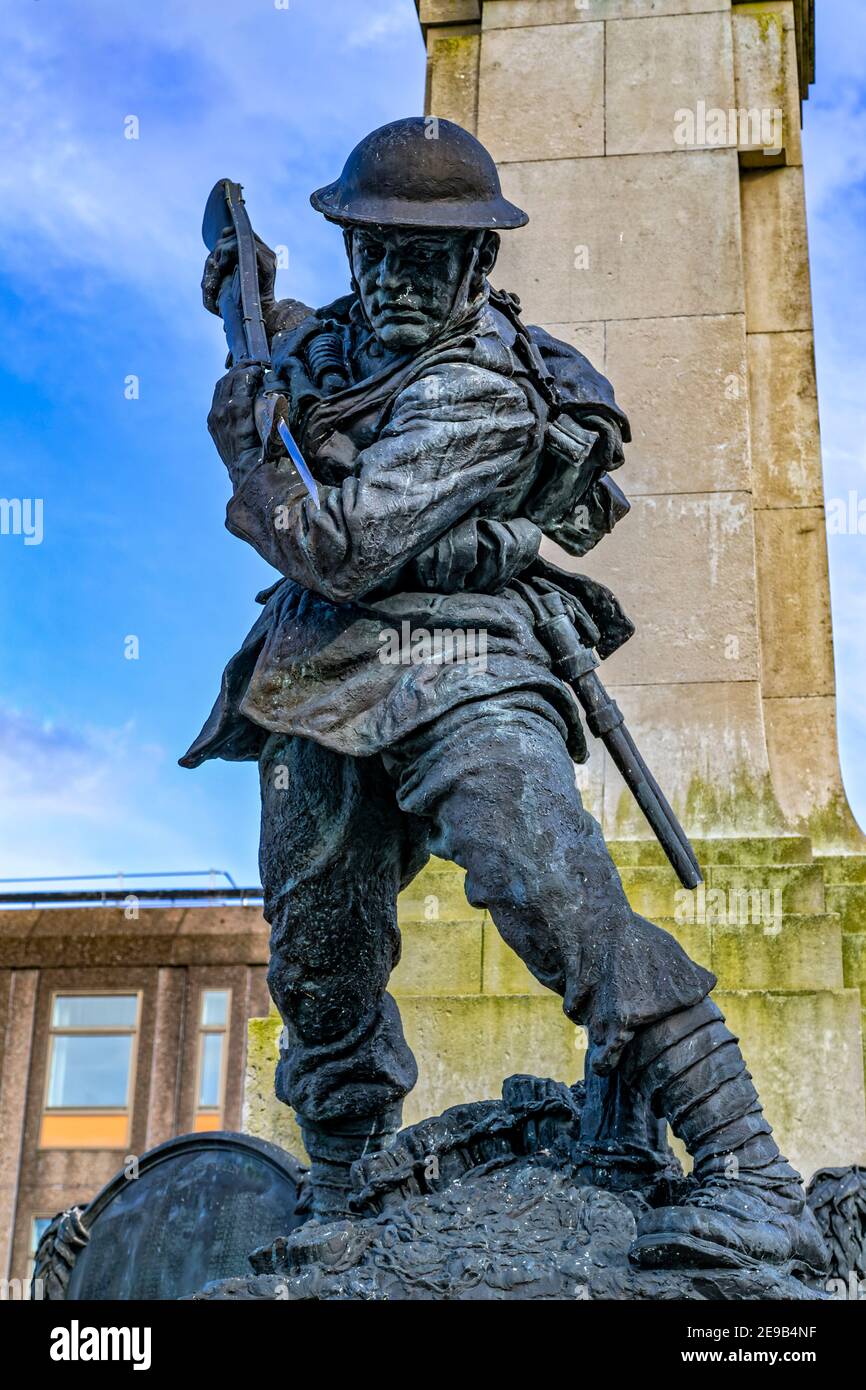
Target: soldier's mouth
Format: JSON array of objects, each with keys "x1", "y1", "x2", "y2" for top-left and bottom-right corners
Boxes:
[
  {"x1": 374, "y1": 307, "x2": 429, "y2": 324},
  {"x1": 375, "y1": 312, "x2": 428, "y2": 325}
]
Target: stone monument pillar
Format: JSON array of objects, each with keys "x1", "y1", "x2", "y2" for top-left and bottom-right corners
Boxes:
[{"x1": 419, "y1": 0, "x2": 853, "y2": 851}]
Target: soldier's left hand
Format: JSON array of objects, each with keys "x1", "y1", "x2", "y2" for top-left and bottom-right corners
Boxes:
[{"x1": 202, "y1": 226, "x2": 278, "y2": 316}]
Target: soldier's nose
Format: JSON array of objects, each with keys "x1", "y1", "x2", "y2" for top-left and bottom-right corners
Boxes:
[{"x1": 376, "y1": 252, "x2": 408, "y2": 292}]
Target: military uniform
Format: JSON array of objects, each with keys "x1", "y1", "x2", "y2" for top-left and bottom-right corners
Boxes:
[{"x1": 183, "y1": 119, "x2": 825, "y2": 1272}]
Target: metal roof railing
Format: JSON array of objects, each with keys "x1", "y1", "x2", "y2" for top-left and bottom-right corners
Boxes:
[{"x1": 0, "y1": 870, "x2": 264, "y2": 911}]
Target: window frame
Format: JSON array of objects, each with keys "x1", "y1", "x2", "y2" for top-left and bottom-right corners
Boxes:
[
  {"x1": 40, "y1": 989, "x2": 142, "y2": 1148},
  {"x1": 192, "y1": 986, "x2": 232, "y2": 1128}
]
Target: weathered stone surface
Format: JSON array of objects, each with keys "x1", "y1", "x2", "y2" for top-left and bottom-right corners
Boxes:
[
  {"x1": 575, "y1": 491, "x2": 760, "y2": 686},
  {"x1": 496, "y1": 149, "x2": 744, "y2": 324},
  {"x1": 478, "y1": 22, "x2": 604, "y2": 162},
  {"x1": 481, "y1": 916, "x2": 553, "y2": 997},
  {"x1": 818, "y1": 855, "x2": 866, "y2": 887},
  {"x1": 741, "y1": 164, "x2": 813, "y2": 332},
  {"x1": 711, "y1": 914, "x2": 844, "y2": 991},
  {"x1": 598, "y1": 680, "x2": 784, "y2": 839},
  {"x1": 827, "y1": 886, "x2": 866, "y2": 936},
  {"x1": 420, "y1": 0, "x2": 480, "y2": 23},
  {"x1": 483, "y1": 0, "x2": 730, "y2": 26},
  {"x1": 708, "y1": 862, "x2": 825, "y2": 915},
  {"x1": 398, "y1": 995, "x2": 585, "y2": 1129},
  {"x1": 613, "y1": 862, "x2": 824, "y2": 920},
  {"x1": 755, "y1": 507, "x2": 835, "y2": 699},
  {"x1": 732, "y1": 2, "x2": 802, "y2": 166},
  {"x1": 843, "y1": 932, "x2": 866, "y2": 986},
  {"x1": 391, "y1": 919, "x2": 483, "y2": 996},
  {"x1": 605, "y1": 313, "x2": 750, "y2": 495},
  {"x1": 605, "y1": 12, "x2": 735, "y2": 157},
  {"x1": 426, "y1": 28, "x2": 481, "y2": 135},
  {"x1": 537, "y1": 320, "x2": 605, "y2": 367},
  {"x1": 719, "y1": 989, "x2": 866, "y2": 1180},
  {"x1": 243, "y1": 1014, "x2": 307, "y2": 1161},
  {"x1": 609, "y1": 835, "x2": 814, "y2": 866},
  {"x1": 748, "y1": 331, "x2": 822, "y2": 508},
  {"x1": 764, "y1": 697, "x2": 865, "y2": 852}
]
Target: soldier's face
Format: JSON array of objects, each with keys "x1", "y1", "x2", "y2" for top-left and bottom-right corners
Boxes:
[{"x1": 351, "y1": 227, "x2": 472, "y2": 352}]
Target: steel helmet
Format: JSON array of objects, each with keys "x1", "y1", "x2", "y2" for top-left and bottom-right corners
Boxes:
[{"x1": 310, "y1": 117, "x2": 528, "y2": 231}]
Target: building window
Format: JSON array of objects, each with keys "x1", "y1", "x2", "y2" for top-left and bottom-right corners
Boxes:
[
  {"x1": 193, "y1": 988, "x2": 230, "y2": 1132},
  {"x1": 26, "y1": 1215, "x2": 53, "y2": 1295},
  {"x1": 40, "y1": 993, "x2": 140, "y2": 1149}
]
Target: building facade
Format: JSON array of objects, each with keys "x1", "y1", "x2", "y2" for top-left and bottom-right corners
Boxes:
[{"x1": 0, "y1": 900, "x2": 269, "y2": 1286}]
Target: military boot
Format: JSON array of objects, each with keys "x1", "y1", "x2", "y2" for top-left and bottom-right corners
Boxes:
[
  {"x1": 298, "y1": 1108, "x2": 402, "y2": 1223},
  {"x1": 618, "y1": 999, "x2": 828, "y2": 1275}
]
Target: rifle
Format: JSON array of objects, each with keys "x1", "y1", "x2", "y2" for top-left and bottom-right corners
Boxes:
[
  {"x1": 202, "y1": 178, "x2": 319, "y2": 506},
  {"x1": 535, "y1": 590, "x2": 703, "y2": 890}
]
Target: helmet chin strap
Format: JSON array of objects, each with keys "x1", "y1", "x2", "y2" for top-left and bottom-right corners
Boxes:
[{"x1": 344, "y1": 228, "x2": 487, "y2": 350}]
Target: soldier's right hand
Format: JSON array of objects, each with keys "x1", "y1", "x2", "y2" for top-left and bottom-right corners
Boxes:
[
  {"x1": 202, "y1": 225, "x2": 278, "y2": 316},
  {"x1": 207, "y1": 363, "x2": 264, "y2": 475}
]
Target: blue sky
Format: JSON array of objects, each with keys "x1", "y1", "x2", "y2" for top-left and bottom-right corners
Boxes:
[{"x1": 0, "y1": 0, "x2": 864, "y2": 888}]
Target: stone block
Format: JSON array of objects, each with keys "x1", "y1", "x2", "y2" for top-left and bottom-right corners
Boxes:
[
  {"x1": 817, "y1": 855, "x2": 866, "y2": 886},
  {"x1": 754, "y1": 507, "x2": 835, "y2": 699},
  {"x1": 242, "y1": 1013, "x2": 307, "y2": 1162},
  {"x1": 660, "y1": 917, "x2": 715, "y2": 973},
  {"x1": 427, "y1": 29, "x2": 481, "y2": 134},
  {"x1": 716, "y1": 988, "x2": 866, "y2": 1177},
  {"x1": 483, "y1": 1, "x2": 729, "y2": 26},
  {"x1": 477, "y1": 23, "x2": 604, "y2": 162},
  {"x1": 708, "y1": 862, "x2": 825, "y2": 914},
  {"x1": 748, "y1": 331, "x2": 822, "y2": 508},
  {"x1": 391, "y1": 919, "x2": 483, "y2": 996},
  {"x1": 711, "y1": 913, "x2": 844, "y2": 991},
  {"x1": 576, "y1": 491, "x2": 760, "y2": 686},
  {"x1": 605, "y1": 314, "x2": 750, "y2": 495},
  {"x1": 397, "y1": 861, "x2": 475, "y2": 924},
  {"x1": 826, "y1": 886, "x2": 866, "y2": 935},
  {"x1": 617, "y1": 865, "x2": 684, "y2": 919},
  {"x1": 732, "y1": 3, "x2": 802, "y2": 166},
  {"x1": 740, "y1": 165, "x2": 812, "y2": 332},
  {"x1": 496, "y1": 149, "x2": 744, "y2": 324},
  {"x1": 605, "y1": 12, "x2": 735, "y2": 157},
  {"x1": 843, "y1": 932, "x2": 866, "y2": 990},
  {"x1": 399, "y1": 994, "x2": 586, "y2": 1127},
  {"x1": 420, "y1": 0, "x2": 480, "y2": 23},
  {"x1": 599, "y1": 679, "x2": 785, "y2": 839},
  {"x1": 763, "y1": 696, "x2": 865, "y2": 853},
  {"x1": 608, "y1": 835, "x2": 813, "y2": 866}
]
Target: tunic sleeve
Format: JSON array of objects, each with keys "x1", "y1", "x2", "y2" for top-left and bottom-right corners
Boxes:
[{"x1": 224, "y1": 364, "x2": 539, "y2": 603}]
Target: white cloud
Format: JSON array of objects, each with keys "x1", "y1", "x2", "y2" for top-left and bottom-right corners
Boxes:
[
  {"x1": 0, "y1": 707, "x2": 175, "y2": 879},
  {"x1": 345, "y1": 2, "x2": 417, "y2": 49},
  {"x1": 0, "y1": 0, "x2": 424, "y2": 323}
]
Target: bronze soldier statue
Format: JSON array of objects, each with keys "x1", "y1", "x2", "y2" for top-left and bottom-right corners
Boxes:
[{"x1": 183, "y1": 118, "x2": 826, "y2": 1276}]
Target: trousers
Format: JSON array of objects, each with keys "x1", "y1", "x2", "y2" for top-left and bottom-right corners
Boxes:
[{"x1": 259, "y1": 691, "x2": 714, "y2": 1124}]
